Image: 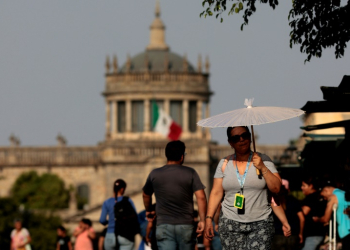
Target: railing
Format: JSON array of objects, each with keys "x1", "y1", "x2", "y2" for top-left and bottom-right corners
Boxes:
[
  {"x1": 0, "y1": 147, "x2": 100, "y2": 166},
  {"x1": 106, "y1": 72, "x2": 208, "y2": 83}
]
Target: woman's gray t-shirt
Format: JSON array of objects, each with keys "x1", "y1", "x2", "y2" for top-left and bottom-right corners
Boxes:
[{"x1": 214, "y1": 153, "x2": 277, "y2": 223}]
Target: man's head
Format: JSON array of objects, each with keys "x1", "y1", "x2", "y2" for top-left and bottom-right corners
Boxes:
[
  {"x1": 320, "y1": 180, "x2": 336, "y2": 200},
  {"x1": 165, "y1": 140, "x2": 186, "y2": 163}
]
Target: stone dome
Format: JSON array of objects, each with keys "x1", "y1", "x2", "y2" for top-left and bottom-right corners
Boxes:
[{"x1": 120, "y1": 50, "x2": 195, "y2": 73}]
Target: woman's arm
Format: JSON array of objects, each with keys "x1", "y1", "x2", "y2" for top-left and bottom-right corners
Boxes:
[
  {"x1": 252, "y1": 153, "x2": 281, "y2": 193},
  {"x1": 56, "y1": 242, "x2": 60, "y2": 250},
  {"x1": 271, "y1": 205, "x2": 291, "y2": 237},
  {"x1": 99, "y1": 202, "x2": 108, "y2": 225},
  {"x1": 297, "y1": 211, "x2": 305, "y2": 244},
  {"x1": 213, "y1": 203, "x2": 221, "y2": 232},
  {"x1": 204, "y1": 178, "x2": 224, "y2": 240},
  {"x1": 313, "y1": 195, "x2": 337, "y2": 224}
]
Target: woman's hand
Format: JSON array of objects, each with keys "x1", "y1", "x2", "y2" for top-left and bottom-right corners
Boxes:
[
  {"x1": 282, "y1": 223, "x2": 291, "y2": 237},
  {"x1": 204, "y1": 219, "x2": 214, "y2": 241},
  {"x1": 252, "y1": 153, "x2": 264, "y2": 170}
]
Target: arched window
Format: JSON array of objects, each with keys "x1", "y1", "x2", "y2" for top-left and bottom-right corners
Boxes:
[{"x1": 76, "y1": 184, "x2": 89, "y2": 210}]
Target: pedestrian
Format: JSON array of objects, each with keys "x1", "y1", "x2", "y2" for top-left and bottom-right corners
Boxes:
[
  {"x1": 300, "y1": 176, "x2": 327, "y2": 250},
  {"x1": 271, "y1": 182, "x2": 305, "y2": 250},
  {"x1": 99, "y1": 179, "x2": 138, "y2": 250},
  {"x1": 313, "y1": 180, "x2": 350, "y2": 249},
  {"x1": 142, "y1": 140, "x2": 207, "y2": 250},
  {"x1": 57, "y1": 225, "x2": 72, "y2": 250},
  {"x1": 204, "y1": 126, "x2": 282, "y2": 249},
  {"x1": 73, "y1": 218, "x2": 95, "y2": 250},
  {"x1": 10, "y1": 219, "x2": 31, "y2": 250}
]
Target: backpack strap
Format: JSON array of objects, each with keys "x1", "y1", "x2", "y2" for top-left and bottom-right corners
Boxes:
[{"x1": 221, "y1": 155, "x2": 233, "y2": 173}]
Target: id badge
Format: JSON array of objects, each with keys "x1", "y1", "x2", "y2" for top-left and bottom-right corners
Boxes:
[{"x1": 234, "y1": 193, "x2": 244, "y2": 209}]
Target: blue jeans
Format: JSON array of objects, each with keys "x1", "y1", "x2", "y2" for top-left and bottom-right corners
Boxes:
[
  {"x1": 301, "y1": 236, "x2": 324, "y2": 250},
  {"x1": 104, "y1": 233, "x2": 135, "y2": 250},
  {"x1": 156, "y1": 224, "x2": 195, "y2": 250}
]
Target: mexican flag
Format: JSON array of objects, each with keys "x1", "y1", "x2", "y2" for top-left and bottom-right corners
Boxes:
[{"x1": 152, "y1": 101, "x2": 182, "y2": 141}]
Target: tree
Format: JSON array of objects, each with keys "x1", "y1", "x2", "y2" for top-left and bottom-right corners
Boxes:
[
  {"x1": 0, "y1": 197, "x2": 62, "y2": 250},
  {"x1": 200, "y1": 0, "x2": 350, "y2": 62},
  {"x1": 10, "y1": 171, "x2": 70, "y2": 210}
]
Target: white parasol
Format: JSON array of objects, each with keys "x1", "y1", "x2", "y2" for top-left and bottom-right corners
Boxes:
[{"x1": 197, "y1": 98, "x2": 305, "y2": 175}]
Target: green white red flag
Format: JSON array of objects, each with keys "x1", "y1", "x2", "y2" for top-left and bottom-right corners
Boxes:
[{"x1": 152, "y1": 101, "x2": 182, "y2": 140}]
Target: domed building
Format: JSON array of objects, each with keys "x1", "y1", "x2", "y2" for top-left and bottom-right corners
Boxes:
[{"x1": 0, "y1": 2, "x2": 287, "y2": 233}]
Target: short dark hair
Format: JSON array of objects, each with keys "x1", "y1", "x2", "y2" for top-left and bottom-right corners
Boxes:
[
  {"x1": 58, "y1": 225, "x2": 66, "y2": 232},
  {"x1": 165, "y1": 140, "x2": 186, "y2": 161},
  {"x1": 226, "y1": 126, "x2": 250, "y2": 140},
  {"x1": 113, "y1": 179, "x2": 127, "y2": 194},
  {"x1": 302, "y1": 175, "x2": 320, "y2": 190},
  {"x1": 82, "y1": 218, "x2": 92, "y2": 227}
]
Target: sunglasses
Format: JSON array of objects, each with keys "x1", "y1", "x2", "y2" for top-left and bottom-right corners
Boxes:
[{"x1": 229, "y1": 132, "x2": 251, "y2": 143}]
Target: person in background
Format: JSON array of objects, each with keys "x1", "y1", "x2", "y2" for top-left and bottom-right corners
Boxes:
[
  {"x1": 10, "y1": 219, "x2": 31, "y2": 250},
  {"x1": 313, "y1": 180, "x2": 350, "y2": 249},
  {"x1": 300, "y1": 176, "x2": 327, "y2": 250},
  {"x1": 98, "y1": 227, "x2": 107, "y2": 250},
  {"x1": 73, "y1": 218, "x2": 95, "y2": 250},
  {"x1": 99, "y1": 179, "x2": 137, "y2": 250},
  {"x1": 272, "y1": 181, "x2": 305, "y2": 250},
  {"x1": 57, "y1": 225, "x2": 72, "y2": 250}
]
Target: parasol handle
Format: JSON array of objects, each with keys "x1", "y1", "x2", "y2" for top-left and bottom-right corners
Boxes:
[
  {"x1": 251, "y1": 125, "x2": 261, "y2": 176},
  {"x1": 251, "y1": 125, "x2": 256, "y2": 152}
]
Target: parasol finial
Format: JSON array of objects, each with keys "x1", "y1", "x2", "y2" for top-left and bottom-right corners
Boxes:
[{"x1": 244, "y1": 98, "x2": 254, "y2": 108}]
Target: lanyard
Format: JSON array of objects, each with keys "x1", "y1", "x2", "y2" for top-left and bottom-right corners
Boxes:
[{"x1": 234, "y1": 151, "x2": 253, "y2": 194}]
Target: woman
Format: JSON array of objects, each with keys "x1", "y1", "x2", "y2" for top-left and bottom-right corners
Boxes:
[
  {"x1": 300, "y1": 176, "x2": 327, "y2": 250},
  {"x1": 99, "y1": 179, "x2": 137, "y2": 250},
  {"x1": 205, "y1": 126, "x2": 282, "y2": 249},
  {"x1": 10, "y1": 219, "x2": 31, "y2": 250}
]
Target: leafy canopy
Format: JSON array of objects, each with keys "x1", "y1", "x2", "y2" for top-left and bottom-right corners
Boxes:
[
  {"x1": 10, "y1": 171, "x2": 70, "y2": 209},
  {"x1": 200, "y1": 0, "x2": 350, "y2": 62}
]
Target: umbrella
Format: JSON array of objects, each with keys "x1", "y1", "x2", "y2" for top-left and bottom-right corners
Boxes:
[{"x1": 197, "y1": 98, "x2": 305, "y2": 175}]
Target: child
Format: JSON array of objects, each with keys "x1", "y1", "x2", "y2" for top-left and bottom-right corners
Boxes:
[{"x1": 56, "y1": 225, "x2": 72, "y2": 250}]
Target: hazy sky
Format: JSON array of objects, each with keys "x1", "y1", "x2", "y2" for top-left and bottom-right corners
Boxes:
[{"x1": 0, "y1": 1, "x2": 349, "y2": 147}]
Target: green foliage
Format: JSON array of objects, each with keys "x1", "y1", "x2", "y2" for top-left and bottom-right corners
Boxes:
[
  {"x1": 0, "y1": 197, "x2": 62, "y2": 250},
  {"x1": 11, "y1": 171, "x2": 70, "y2": 210},
  {"x1": 200, "y1": 0, "x2": 350, "y2": 62}
]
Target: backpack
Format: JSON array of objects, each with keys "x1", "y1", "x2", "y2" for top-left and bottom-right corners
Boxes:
[{"x1": 114, "y1": 196, "x2": 140, "y2": 242}]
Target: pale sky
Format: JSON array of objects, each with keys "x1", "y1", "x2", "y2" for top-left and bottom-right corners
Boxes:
[{"x1": 0, "y1": 1, "x2": 349, "y2": 147}]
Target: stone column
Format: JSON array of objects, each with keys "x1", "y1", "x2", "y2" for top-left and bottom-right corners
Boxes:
[
  {"x1": 112, "y1": 101, "x2": 117, "y2": 135},
  {"x1": 144, "y1": 99, "x2": 150, "y2": 132},
  {"x1": 183, "y1": 100, "x2": 189, "y2": 133},
  {"x1": 105, "y1": 101, "x2": 111, "y2": 138},
  {"x1": 164, "y1": 99, "x2": 170, "y2": 114},
  {"x1": 197, "y1": 101, "x2": 203, "y2": 134},
  {"x1": 126, "y1": 100, "x2": 131, "y2": 132}
]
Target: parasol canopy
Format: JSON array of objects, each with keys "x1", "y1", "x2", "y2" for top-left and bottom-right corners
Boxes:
[
  {"x1": 197, "y1": 98, "x2": 305, "y2": 128},
  {"x1": 197, "y1": 98, "x2": 305, "y2": 176}
]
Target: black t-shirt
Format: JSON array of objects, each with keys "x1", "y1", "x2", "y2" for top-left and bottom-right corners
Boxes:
[
  {"x1": 143, "y1": 164, "x2": 205, "y2": 225},
  {"x1": 274, "y1": 195, "x2": 302, "y2": 236},
  {"x1": 57, "y1": 236, "x2": 71, "y2": 250},
  {"x1": 301, "y1": 192, "x2": 327, "y2": 237}
]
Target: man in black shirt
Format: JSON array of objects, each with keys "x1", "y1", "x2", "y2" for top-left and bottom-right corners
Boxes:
[{"x1": 142, "y1": 140, "x2": 207, "y2": 250}]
